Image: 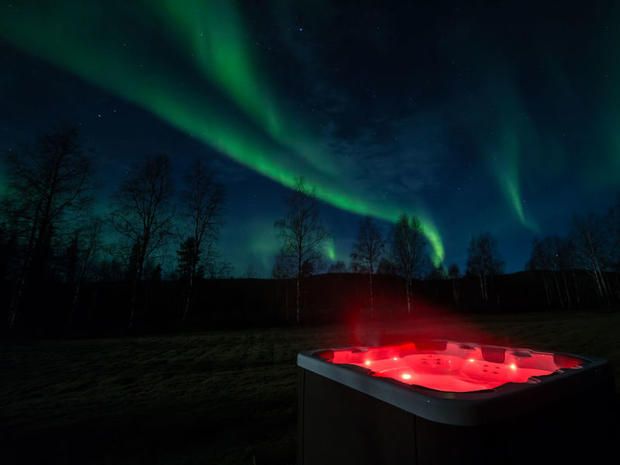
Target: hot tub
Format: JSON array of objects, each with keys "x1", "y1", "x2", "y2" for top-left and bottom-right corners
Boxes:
[{"x1": 297, "y1": 340, "x2": 614, "y2": 465}]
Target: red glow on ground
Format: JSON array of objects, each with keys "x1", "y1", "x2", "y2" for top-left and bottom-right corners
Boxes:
[
  {"x1": 325, "y1": 341, "x2": 582, "y2": 392},
  {"x1": 345, "y1": 296, "x2": 514, "y2": 351}
]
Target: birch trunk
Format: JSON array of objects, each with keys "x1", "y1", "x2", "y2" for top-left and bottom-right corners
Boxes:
[
  {"x1": 296, "y1": 275, "x2": 300, "y2": 324},
  {"x1": 405, "y1": 278, "x2": 411, "y2": 314},
  {"x1": 369, "y1": 271, "x2": 374, "y2": 317}
]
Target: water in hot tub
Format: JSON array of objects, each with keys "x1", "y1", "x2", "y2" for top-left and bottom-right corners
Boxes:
[{"x1": 326, "y1": 341, "x2": 582, "y2": 392}]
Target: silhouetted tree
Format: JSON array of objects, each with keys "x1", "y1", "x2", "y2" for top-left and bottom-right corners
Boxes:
[
  {"x1": 2, "y1": 126, "x2": 93, "y2": 330},
  {"x1": 92, "y1": 257, "x2": 125, "y2": 282},
  {"x1": 272, "y1": 250, "x2": 295, "y2": 321},
  {"x1": 149, "y1": 263, "x2": 162, "y2": 283},
  {"x1": 243, "y1": 263, "x2": 258, "y2": 278},
  {"x1": 178, "y1": 159, "x2": 224, "y2": 322},
  {"x1": 275, "y1": 177, "x2": 330, "y2": 324},
  {"x1": 390, "y1": 215, "x2": 428, "y2": 313},
  {"x1": 64, "y1": 219, "x2": 103, "y2": 328},
  {"x1": 350, "y1": 216, "x2": 384, "y2": 316},
  {"x1": 111, "y1": 154, "x2": 174, "y2": 329},
  {"x1": 177, "y1": 237, "x2": 204, "y2": 280},
  {"x1": 606, "y1": 200, "x2": 620, "y2": 301},
  {"x1": 527, "y1": 235, "x2": 574, "y2": 308},
  {"x1": 569, "y1": 214, "x2": 612, "y2": 305},
  {"x1": 301, "y1": 259, "x2": 314, "y2": 277},
  {"x1": 272, "y1": 250, "x2": 295, "y2": 279},
  {"x1": 448, "y1": 264, "x2": 460, "y2": 279},
  {"x1": 327, "y1": 261, "x2": 347, "y2": 273},
  {"x1": 205, "y1": 258, "x2": 234, "y2": 279},
  {"x1": 466, "y1": 232, "x2": 504, "y2": 303},
  {"x1": 428, "y1": 264, "x2": 447, "y2": 280},
  {"x1": 377, "y1": 257, "x2": 397, "y2": 275},
  {"x1": 0, "y1": 223, "x2": 18, "y2": 281},
  {"x1": 125, "y1": 240, "x2": 141, "y2": 281},
  {"x1": 60, "y1": 232, "x2": 80, "y2": 284},
  {"x1": 447, "y1": 263, "x2": 461, "y2": 306},
  {"x1": 611, "y1": 200, "x2": 620, "y2": 271}
]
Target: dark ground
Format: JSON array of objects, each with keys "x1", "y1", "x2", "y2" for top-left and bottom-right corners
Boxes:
[{"x1": 1, "y1": 311, "x2": 619, "y2": 464}]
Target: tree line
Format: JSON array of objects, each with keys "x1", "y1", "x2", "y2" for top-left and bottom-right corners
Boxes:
[
  {"x1": 0, "y1": 127, "x2": 226, "y2": 333},
  {"x1": 1, "y1": 127, "x2": 618, "y2": 335},
  {"x1": 525, "y1": 209, "x2": 620, "y2": 309},
  {"x1": 272, "y1": 177, "x2": 620, "y2": 322}
]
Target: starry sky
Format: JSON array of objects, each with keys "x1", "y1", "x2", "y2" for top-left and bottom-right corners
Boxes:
[{"x1": 1, "y1": 0, "x2": 620, "y2": 277}]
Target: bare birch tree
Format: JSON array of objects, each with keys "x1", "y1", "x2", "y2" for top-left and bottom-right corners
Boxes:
[
  {"x1": 66, "y1": 218, "x2": 103, "y2": 329},
  {"x1": 447, "y1": 264, "x2": 461, "y2": 306},
  {"x1": 350, "y1": 216, "x2": 384, "y2": 317},
  {"x1": 448, "y1": 264, "x2": 460, "y2": 279},
  {"x1": 466, "y1": 232, "x2": 504, "y2": 303},
  {"x1": 569, "y1": 214, "x2": 612, "y2": 305},
  {"x1": 607, "y1": 200, "x2": 620, "y2": 301},
  {"x1": 111, "y1": 154, "x2": 174, "y2": 329},
  {"x1": 272, "y1": 250, "x2": 296, "y2": 322},
  {"x1": 177, "y1": 159, "x2": 224, "y2": 323},
  {"x1": 275, "y1": 177, "x2": 330, "y2": 324},
  {"x1": 526, "y1": 235, "x2": 574, "y2": 308},
  {"x1": 390, "y1": 214, "x2": 428, "y2": 313},
  {"x1": 2, "y1": 126, "x2": 93, "y2": 330}
]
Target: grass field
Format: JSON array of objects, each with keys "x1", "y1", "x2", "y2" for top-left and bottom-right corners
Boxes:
[{"x1": 1, "y1": 311, "x2": 619, "y2": 464}]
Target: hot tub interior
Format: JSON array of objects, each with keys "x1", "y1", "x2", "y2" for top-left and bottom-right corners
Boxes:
[{"x1": 317, "y1": 341, "x2": 583, "y2": 392}]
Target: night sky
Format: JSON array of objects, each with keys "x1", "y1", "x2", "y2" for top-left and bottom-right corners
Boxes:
[{"x1": 2, "y1": 0, "x2": 620, "y2": 277}]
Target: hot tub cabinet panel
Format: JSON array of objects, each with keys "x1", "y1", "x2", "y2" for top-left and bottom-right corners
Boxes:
[{"x1": 297, "y1": 341, "x2": 614, "y2": 465}]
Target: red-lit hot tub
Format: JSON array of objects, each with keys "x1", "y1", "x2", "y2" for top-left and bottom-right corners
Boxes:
[{"x1": 297, "y1": 340, "x2": 614, "y2": 465}]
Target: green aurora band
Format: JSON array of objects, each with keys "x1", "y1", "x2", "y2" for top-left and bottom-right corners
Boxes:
[
  {"x1": 0, "y1": 0, "x2": 444, "y2": 265},
  {"x1": 493, "y1": 128, "x2": 539, "y2": 233},
  {"x1": 477, "y1": 74, "x2": 540, "y2": 234},
  {"x1": 324, "y1": 238, "x2": 337, "y2": 262},
  {"x1": 151, "y1": 0, "x2": 339, "y2": 176}
]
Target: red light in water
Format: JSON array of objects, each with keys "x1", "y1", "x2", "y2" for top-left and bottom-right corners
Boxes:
[{"x1": 326, "y1": 341, "x2": 582, "y2": 393}]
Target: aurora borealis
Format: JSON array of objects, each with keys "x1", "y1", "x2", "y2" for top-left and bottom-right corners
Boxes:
[{"x1": 2, "y1": 0, "x2": 620, "y2": 275}]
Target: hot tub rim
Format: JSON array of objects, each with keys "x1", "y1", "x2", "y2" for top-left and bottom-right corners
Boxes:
[{"x1": 297, "y1": 340, "x2": 610, "y2": 426}]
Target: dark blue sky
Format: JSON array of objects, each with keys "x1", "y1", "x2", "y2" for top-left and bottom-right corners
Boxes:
[{"x1": 2, "y1": 0, "x2": 620, "y2": 276}]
